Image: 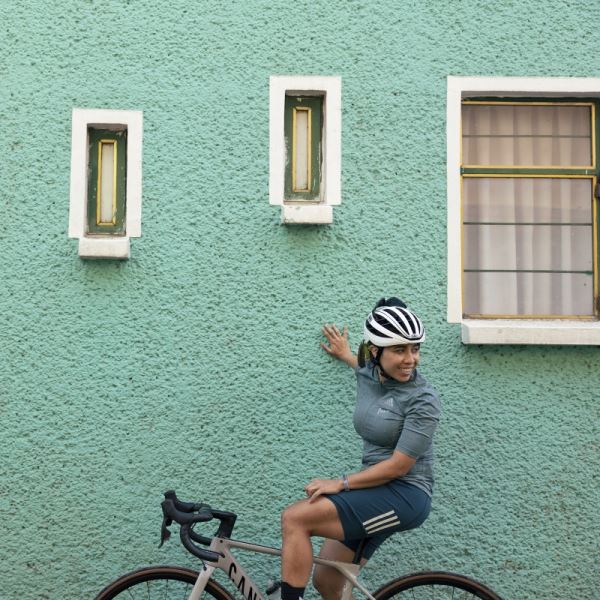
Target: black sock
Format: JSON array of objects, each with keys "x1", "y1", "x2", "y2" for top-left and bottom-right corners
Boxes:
[{"x1": 281, "y1": 581, "x2": 305, "y2": 600}]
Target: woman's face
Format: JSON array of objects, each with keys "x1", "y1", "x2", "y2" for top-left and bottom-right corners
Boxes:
[{"x1": 372, "y1": 344, "x2": 420, "y2": 382}]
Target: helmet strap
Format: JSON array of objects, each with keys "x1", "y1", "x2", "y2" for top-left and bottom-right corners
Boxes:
[{"x1": 372, "y1": 346, "x2": 392, "y2": 380}]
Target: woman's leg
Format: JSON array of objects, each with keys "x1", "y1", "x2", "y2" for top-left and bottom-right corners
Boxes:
[
  {"x1": 280, "y1": 497, "x2": 345, "y2": 588},
  {"x1": 313, "y1": 539, "x2": 368, "y2": 600}
]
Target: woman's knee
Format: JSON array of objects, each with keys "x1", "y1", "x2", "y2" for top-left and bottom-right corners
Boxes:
[{"x1": 281, "y1": 502, "x2": 305, "y2": 536}]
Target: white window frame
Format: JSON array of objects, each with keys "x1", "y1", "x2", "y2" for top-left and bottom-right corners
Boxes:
[
  {"x1": 69, "y1": 108, "x2": 143, "y2": 259},
  {"x1": 447, "y1": 76, "x2": 600, "y2": 344},
  {"x1": 269, "y1": 76, "x2": 341, "y2": 224}
]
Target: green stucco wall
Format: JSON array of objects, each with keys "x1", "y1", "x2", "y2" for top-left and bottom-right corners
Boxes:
[{"x1": 1, "y1": 1, "x2": 599, "y2": 599}]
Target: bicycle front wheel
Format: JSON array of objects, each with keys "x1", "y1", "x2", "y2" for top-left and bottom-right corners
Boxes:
[
  {"x1": 374, "y1": 571, "x2": 503, "y2": 600},
  {"x1": 94, "y1": 565, "x2": 235, "y2": 600}
]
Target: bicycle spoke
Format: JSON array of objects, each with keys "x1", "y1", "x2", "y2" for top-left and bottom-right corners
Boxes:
[
  {"x1": 101, "y1": 576, "x2": 197, "y2": 600},
  {"x1": 94, "y1": 567, "x2": 229, "y2": 600}
]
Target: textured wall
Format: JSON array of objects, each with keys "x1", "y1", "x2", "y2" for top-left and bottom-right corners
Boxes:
[{"x1": 1, "y1": 1, "x2": 599, "y2": 599}]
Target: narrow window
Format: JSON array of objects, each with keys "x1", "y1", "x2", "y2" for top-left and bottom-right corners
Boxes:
[
  {"x1": 87, "y1": 128, "x2": 127, "y2": 235},
  {"x1": 269, "y1": 76, "x2": 341, "y2": 224},
  {"x1": 284, "y1": 96, "x2": 323, "y2": 201},
  {"x1": 461, "y1": 100, "x2": 598, "y2": 318}
]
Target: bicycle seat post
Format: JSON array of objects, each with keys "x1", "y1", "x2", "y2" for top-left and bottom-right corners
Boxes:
[{"x1": 351, "y1": 538, "x2": 369, "y2": 565}]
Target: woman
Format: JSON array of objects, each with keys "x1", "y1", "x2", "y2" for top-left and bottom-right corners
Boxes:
[{"x1": 279, "y1": 298, "x2": 441, "y2": 600}]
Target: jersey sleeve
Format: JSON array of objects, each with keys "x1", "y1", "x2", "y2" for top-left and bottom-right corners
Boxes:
[{"x1": 395, "y1": 390, "x2": 441, "y2": 459}]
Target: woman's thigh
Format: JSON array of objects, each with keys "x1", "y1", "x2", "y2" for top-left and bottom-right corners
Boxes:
[
  {"x1": 282, "y1": 497, "x2": 345, "y2": 540},
  {"x1": 327, "y1": 482, "x2": 431, "y2": 542}
]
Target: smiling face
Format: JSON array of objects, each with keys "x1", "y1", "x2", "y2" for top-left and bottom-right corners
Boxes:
[{"x1": 371, "y1": 344, "x2": 421, "y2": 382}]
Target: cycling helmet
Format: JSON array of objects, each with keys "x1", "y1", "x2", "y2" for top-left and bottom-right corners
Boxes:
[
  {"x1": 364, "y1": 305, "x2": 425, "y2": 346},
  {"x1": 357, "y1": 298, "x2": 425, "y2": 370}
]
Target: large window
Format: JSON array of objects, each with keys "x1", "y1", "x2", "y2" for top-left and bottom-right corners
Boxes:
[
  {"x1": 447, "y1": 77, "x2": 600, "y2": 344},
  {"x1": 461, "y1": 101, "x2": 598, "y2": 318}
]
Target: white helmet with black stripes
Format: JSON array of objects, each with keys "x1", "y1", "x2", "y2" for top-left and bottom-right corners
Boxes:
[{"x1": 364, "y1": 305, "x2": 425, "y2": 346}]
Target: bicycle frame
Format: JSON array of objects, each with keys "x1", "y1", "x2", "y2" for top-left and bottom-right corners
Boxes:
[{"x1": 186, "y1": 537, "x2": 376, "y2": 600}]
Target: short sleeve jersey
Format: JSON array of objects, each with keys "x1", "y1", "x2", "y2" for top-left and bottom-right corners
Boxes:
[{"x1": 353, "y1": 364, "x2": 441, "y2": 496}]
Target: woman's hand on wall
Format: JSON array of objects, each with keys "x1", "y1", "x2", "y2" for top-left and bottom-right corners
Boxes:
[{"x1": 321, "y1": 324, "x2": 358, "y2": 368}]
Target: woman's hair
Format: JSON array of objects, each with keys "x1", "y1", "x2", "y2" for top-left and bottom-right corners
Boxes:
[
  {"x1": 374, "y1": 297, "x2": 407, "y2": 310},
  {"x1": 357, "y1": 340, "x2": 371, "y2": 368}
]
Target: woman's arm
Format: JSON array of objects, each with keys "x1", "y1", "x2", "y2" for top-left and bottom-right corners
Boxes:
[
  {"x1": 305, "y1": 450, "x2": 416, "y2": 502},
  {"x1": 321, "y1": 324, "x2": 358, "y2": 369}
]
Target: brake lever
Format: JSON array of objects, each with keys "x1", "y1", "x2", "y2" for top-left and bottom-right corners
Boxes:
[{"x1": 159, "y1": 514, "x2": 172, "y2": 547}]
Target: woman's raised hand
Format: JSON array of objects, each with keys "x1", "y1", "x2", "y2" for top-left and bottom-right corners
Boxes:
[{"x1": 321, "y1": 324, "x2": 358, "y2": 368}]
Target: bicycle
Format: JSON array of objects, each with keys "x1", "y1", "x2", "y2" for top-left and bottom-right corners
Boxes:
[{"x1": 94, "y1": 490, "x2": 504, "y2": 600}]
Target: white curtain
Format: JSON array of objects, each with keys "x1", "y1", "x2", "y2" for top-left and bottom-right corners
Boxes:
[
  {"x1": 462, "y1": 104, "x2": 592, "y2": 167},
  {"x1": 462, "y1": 103, "x2": 594, "y2": 316}
]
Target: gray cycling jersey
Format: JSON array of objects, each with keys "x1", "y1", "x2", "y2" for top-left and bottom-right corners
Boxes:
[{"x1": 353, "y1": 364, "x2": 441, "y2": 496}]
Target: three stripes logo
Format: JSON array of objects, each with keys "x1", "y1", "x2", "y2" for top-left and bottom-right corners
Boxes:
[{"x1": 363, "y1": 510, "x2": 400, "y2": 535}]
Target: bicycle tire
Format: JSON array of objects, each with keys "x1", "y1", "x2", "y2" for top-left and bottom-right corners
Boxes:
[
  {"x1": 94, "y1": 565, "x2": 235, "y2": 600},
  {"x1": 373, "y1": 571, "x2": 504, "y2": 600}
]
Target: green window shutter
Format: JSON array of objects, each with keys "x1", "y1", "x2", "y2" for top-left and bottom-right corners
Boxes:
[
  {"x1": 284, "y1": 95, "x2": 322, "y2": 201},
  {"x1": 87, "y1": 128, "x2": 127, "y2": 235}
]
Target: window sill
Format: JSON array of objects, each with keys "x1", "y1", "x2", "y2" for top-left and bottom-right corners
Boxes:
[
  {"x1": 78, "y1": 236, "x2": 130, "y2": 259},
  {"x1": 281, "y1": 204, "x2": 333, "y2": 224},
  {"x1": 461, "y1": 319, "x2": 600, "y2": 345}
]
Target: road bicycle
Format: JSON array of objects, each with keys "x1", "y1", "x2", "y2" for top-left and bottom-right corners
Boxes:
[{"x1": 94, "y1": 490, "x2": 504, "y2": 600}]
